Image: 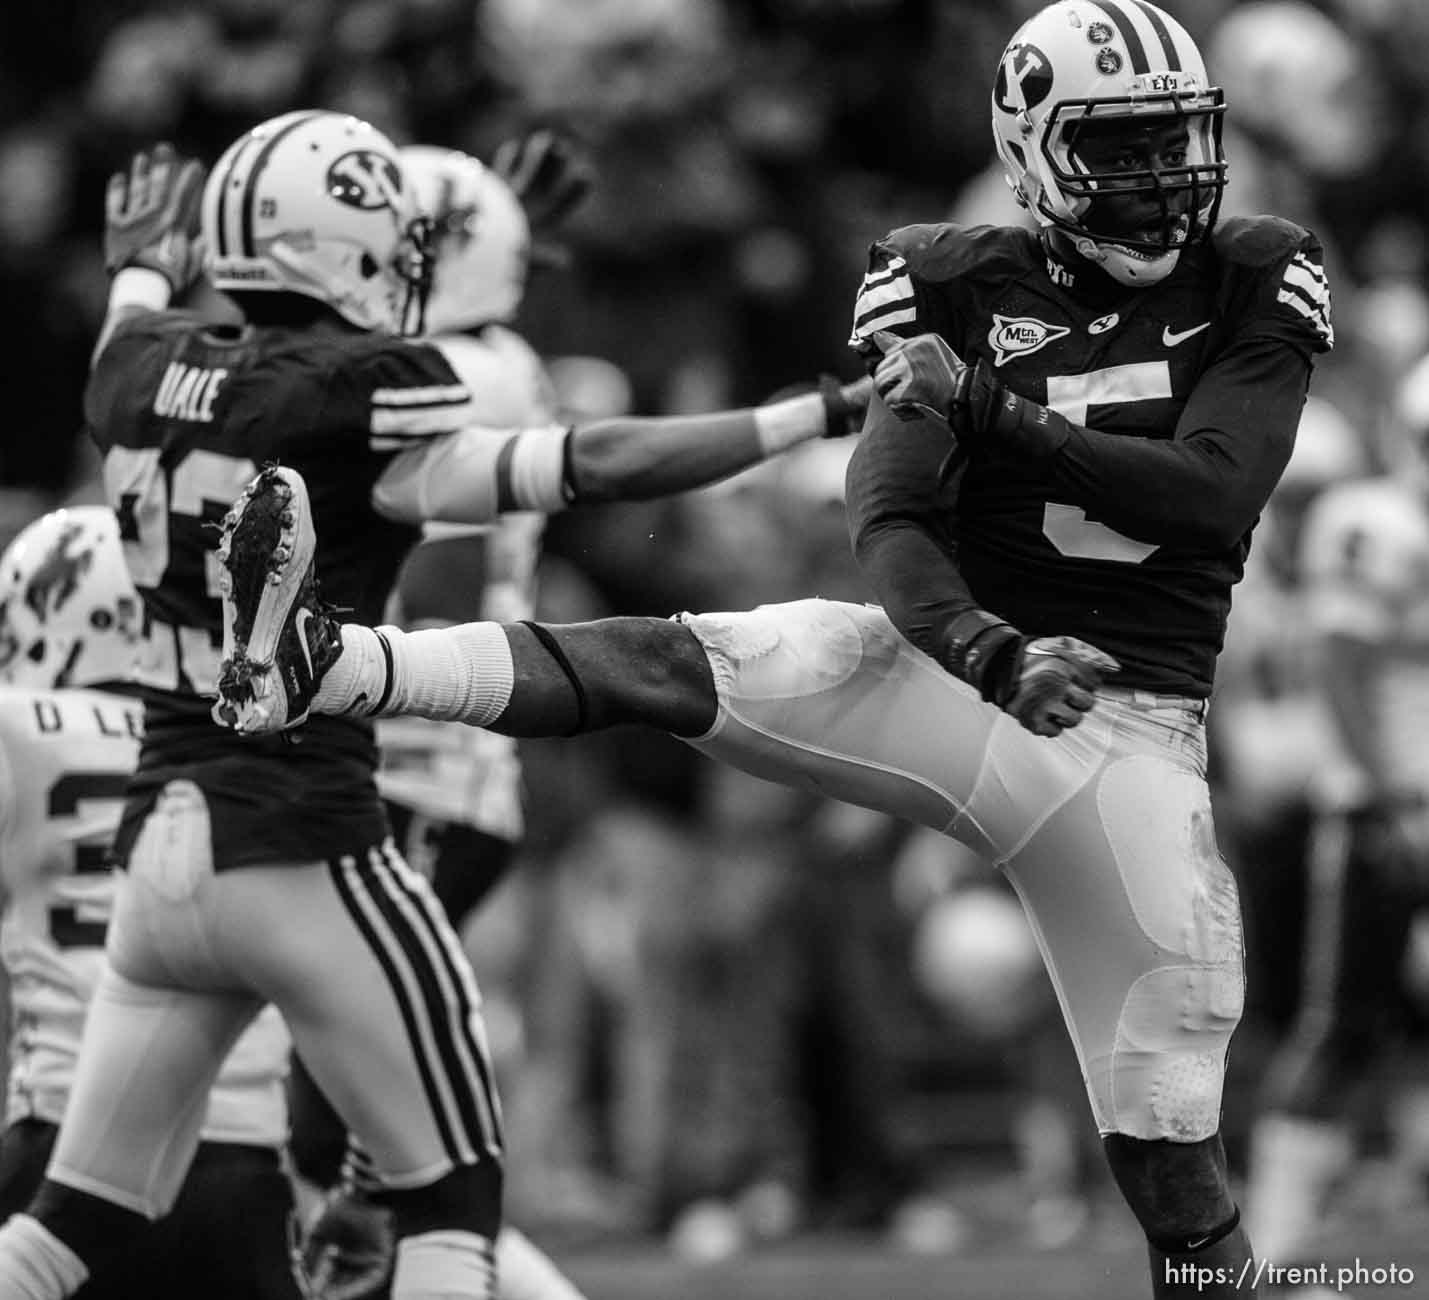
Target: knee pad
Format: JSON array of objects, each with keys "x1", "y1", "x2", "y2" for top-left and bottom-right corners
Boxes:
[{"x1": 379, "y1": 1160, "x2": 503, "y2": 1242}]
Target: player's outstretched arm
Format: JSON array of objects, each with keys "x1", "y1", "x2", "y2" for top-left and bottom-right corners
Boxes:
[
  {"x1": 369, "y1": 374, "x2": 870, "y2": 527},
  {"x1": 563, "y1": 374, "x2": 870, "y2": 503},
  {"x1": 847, "y1": 392, "x2": 1117, "y2": 737}
]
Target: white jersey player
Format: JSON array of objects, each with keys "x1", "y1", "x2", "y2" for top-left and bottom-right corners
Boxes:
[
  {"x1": 0, "y1": 506, "x2": 298, "y2": 1300},
  {"x1": 1245, "y1": 418, "x2": 1429, "y2": 1266}
]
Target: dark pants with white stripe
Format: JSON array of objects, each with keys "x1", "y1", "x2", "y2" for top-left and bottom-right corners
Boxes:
[{"x1": 41, "y1": 780, "x2": 503, "y2": 1270}]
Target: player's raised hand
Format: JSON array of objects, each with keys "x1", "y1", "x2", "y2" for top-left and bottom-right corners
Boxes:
[
  {"x1": 491, "y1": 127, "x2": 594, "y2": 269},
  {"x1": 104, "y1": 142, "x2": 207, "y2": 293},
  {"x1": 870, "y1": 330, "x2": 968, "y2": 424},
  {"x1": 1000, "y1": 635, "x2": 1120, "y2": 737}
]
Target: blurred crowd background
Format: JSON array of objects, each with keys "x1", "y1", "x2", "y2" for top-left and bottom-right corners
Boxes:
[{"x1": 6, "y1": 0, "x2": 1429, "y2": 1266}]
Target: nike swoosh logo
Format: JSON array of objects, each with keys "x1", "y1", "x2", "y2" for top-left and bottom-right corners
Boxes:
[
  {"x1": 1162, "y1": 322, "x2": 1211, "y2": 347},
  {"x1": 294, "y1": 606, "x2": 315, "y2": 683}
]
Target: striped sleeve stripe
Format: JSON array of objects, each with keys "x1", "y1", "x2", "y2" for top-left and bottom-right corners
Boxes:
[
  {"x1": 853, "y1": 274, "x2": 917, "y2": 332},
  {"x1": 370, "y1": 403, "x2": 482, "y2": 441},
  {"x1": 853, "y1": 302, "x2": 919, "y2": 337},
  {"x1": 860, "y1": 255, "x2": 908, "y2": 287},
  {"x1": 1276, "y1": 253, "x2": 1333, "y2": 342},
  {"x1": 1283, "y1": 254, "x2": 1328, "y2": 296},
  {"x1": 1276, "y1": 286, "x2": 1333, "y2": 334},
  {"x1": 372, "y1": 384, "x2": 471, "y2": 407}
]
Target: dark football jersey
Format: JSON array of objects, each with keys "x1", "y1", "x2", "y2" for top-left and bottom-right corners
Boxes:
[
  {"x1": 85, "y1": 311, "x2": 478, "y2": 869},
  {"x1": 847, "y1": 217, "x2": 1333, "y2": 696}
]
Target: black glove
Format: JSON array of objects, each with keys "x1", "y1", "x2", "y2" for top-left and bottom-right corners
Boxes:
[
  {"x1": 291, "y1": 1187, "x2": 395, "y2": 1300},
  {"x1": 491, "y1": 127, "x2": 594, "y2": 269},
  {"x1": 943, "y1": 612, "x2": 1119, "y2": 737},
  {"x1": 871, "y1": 330, "x2": 1072, "y2": 462},
  {"x1": 104, "y1": 142, "x2": 207, "y2": 293}
]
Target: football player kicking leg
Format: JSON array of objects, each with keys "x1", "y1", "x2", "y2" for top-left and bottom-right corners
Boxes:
[
  {"x1": 216, "y1": 456, "x2": 1247, "y2": 1300},
  {"x1": 217, "y1": 5, "x2": 1337, "y2": 1294}
]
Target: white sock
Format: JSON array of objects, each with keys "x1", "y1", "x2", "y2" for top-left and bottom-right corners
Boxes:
[
  {"x1": 496, "y1": 1226, "x2": 587, "y2": 1300},
  {"x1": 0, "y1": 1214, "x2": 90, "y2": 1300},
  {"x1": 1244, "y1": 1112, "x2": 1351, "y2": 1264},
  {"x1": 316, "y1": 622, "x2": 515, "y2": 726},
  {"x1": 393, "y1": 1229, "x2": 497, "y2": 1300}
]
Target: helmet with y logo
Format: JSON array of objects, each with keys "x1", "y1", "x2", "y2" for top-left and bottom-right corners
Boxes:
[
  {"x1": 201, "y1": 110, "x2": 432, "y2": 334},
  {"x1": 991, "y1": 0, "x2": 1227, "y2": 286}
]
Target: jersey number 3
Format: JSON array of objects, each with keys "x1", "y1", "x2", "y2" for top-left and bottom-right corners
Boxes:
[
  {"x1": 1041, "y1": 363, "x2": 1167, "y2": 564},
  {"x1": 48, "y1": 771, "x2": 129, "y2": 950}
]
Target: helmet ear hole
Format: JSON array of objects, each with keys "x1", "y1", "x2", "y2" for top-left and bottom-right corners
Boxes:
[
  {"x1": 359, "y1": 252, "x2": 380, "y2": 279},
  {"x1": 26, "y1": 641, "x2": 44, "y2": 663},
  {"x1": 91, "y1": 608, "x2": 113, "y2": 630}
]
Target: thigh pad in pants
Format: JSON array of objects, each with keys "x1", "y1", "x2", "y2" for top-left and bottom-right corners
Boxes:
[{"x1": 682, "y1": 601, "x2": 1245, "y2": 1141}]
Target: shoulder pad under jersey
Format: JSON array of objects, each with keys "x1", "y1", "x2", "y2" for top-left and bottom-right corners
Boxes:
[
  {"x1": 874, "y1": 222, "x2": 1037, "y2": 285},
  {"x1": 850, "y1": 222, "x2": 1037, "y2": 357},
  {"x1": 1211, "y1": 214, "x2": 1315, "y2": 269},
  {"x1": 1211, "y1": 216, "x2": 1333, "y2": 353}
]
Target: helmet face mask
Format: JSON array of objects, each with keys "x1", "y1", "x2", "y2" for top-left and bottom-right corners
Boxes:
[
  {"x1": 0, "y1": 508, "x2": 144, "y2": 692},
  {"x1": 202, "y1": 111, "x2": 434, "y2": 335},
  {"x1": 400, "y1": 145, "x2": 531, "y2": 335},
  {"x1": 1048, "y1": 95, "x2": 1226, "y2": 253},
  {"x1": 991, "y1": 0, "x2": 1228, "y2": 287}
]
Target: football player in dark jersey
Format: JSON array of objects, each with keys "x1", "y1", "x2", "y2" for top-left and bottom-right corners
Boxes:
[
  {"x1": 0, "y1": 109, "x2": 867, "y2": 1300},
  {"x1": 211, "y1": 4, "x2": 1333, "y2": 1296}
]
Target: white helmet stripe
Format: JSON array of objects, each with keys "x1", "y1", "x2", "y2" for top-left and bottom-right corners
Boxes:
[
  {"x1": 236, "y1": 110, "x2": 326, "y2": 258},
  {"x1": 1129, "y1": 0, "x2": 1183, "y2": 71}
]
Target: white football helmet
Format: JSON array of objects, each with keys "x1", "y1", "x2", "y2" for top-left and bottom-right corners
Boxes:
[
  {"x1": 991, "y1": 0, "x2": 1226, "y2": 286},
  {"x1": 202, "y1": 110, "x2": 432, "y2": 334},
  {"x1": 401, "y1": 146, "x2": 531, "y2": 334},
  {"x1": 0, "y1": 507, "x2": 144, "y2": 691}
]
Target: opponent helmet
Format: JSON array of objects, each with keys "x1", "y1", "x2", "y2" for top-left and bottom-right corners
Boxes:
[
  {"x1": 991, "y1": 0, "x2": 1227, "y2": 286},
  {"x1": 0, "y1": 507, "x2": 144, "y2": 691},
  {"x1": 202, "y1": 110, "x2": 432, "y2": 334},
  {"x1": 400, "y1": 146, "x2": 531, "y2": 334}
]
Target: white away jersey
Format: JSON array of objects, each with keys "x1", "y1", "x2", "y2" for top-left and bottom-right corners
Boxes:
[
  {"x1": 0, "y1": 685, "x2": 290, "y2": 1144},
  {"x1": 1299, "y1": 475, "x2": 1429, "y2": 787},
  {"x1": 378, "y1": 326, "x2": 556, "y2": 842}
]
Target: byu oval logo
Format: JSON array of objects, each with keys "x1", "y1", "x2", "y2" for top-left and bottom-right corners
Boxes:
[{"x1": 327, "y1": 150, "x2": 401, "y2": 211}]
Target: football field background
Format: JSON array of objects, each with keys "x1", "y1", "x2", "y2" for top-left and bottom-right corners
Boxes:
[{"x1": 562, "y1": 1222, "x2": 1429, "y2": 1299}]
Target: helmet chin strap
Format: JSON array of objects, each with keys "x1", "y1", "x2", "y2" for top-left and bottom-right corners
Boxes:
[{"x1": 1069, "y1": 231, "x2": 1180, "y2": 287}]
